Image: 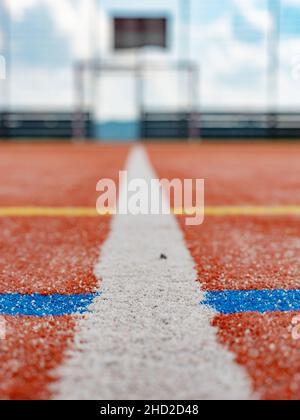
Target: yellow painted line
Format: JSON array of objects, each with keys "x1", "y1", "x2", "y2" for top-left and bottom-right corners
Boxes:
[
  {"x1": 0, "y1": 206, "x2": 299, "y2": 217},
  {"x1": 177, "y1": 206, "x2": 300, "y2": 216},
  {"x1": 206, "y1": 206, "x2": 300, "y2": 216},
  {"x1": 0, "y1": 207, "x2": 108, "y2": 217}
]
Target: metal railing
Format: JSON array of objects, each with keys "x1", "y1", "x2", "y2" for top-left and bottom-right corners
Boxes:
[
  {"x1": 0, "y1": 112, "x2": 91, "y2": 139},
  {"x1": 141, "y1": 112, "x2": 300, "y2": 140}
]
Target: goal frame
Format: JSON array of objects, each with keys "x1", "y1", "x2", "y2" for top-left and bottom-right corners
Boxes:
[{"x1": 72, "y1": 59, "x2": 200, "y2": 141}]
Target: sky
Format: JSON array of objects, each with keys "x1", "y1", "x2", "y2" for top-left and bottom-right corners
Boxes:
[{"x1": 0, "y1": 0, "x2": 300, "y2": 120}]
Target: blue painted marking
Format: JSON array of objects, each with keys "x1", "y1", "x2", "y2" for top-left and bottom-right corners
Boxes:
[
  {"x1": 202, "y1": 290, "x2": 300, "y2": 315},
  {"x1": 2, "y1": 290, "x2": 300, "y2": 317},
  {"x1": 0, "y1": 293, "x2": 100, "y2": 316},
  {"x1": 201, "y1": 290, "x2": 300, "y2": 315}
]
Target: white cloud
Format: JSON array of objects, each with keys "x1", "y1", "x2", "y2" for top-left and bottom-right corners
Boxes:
[
  {"x1": 9, "y1": 67, "x2": 73, "y2": 110},
  {"x1": 4, "y1": 0, "x2": 110, "y2": 59},
  {"x1": 3, "y1": 0, "x2": 300, "y2": 117},
  {"x1": 4, "y1": 0, "x2": 39, "y2": 20},
  {"x1": 283, "y1": 0, "x2": 300, "y2": 5},
  {"x1": 232, "y1": 0, "x2": 272, "y2": 33}
]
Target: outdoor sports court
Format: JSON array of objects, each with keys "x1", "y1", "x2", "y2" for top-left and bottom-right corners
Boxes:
[
  {"x1": 0, "y1": 142, "x2": 299, "y2": 400},
  {"x1": 1, "y1": 0, "x2": 300, "y2": 403}
]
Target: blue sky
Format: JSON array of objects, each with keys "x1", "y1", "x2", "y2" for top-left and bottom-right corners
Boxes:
[{"x1": 1, "y1": 0, "x2": 300, "y2": 116}]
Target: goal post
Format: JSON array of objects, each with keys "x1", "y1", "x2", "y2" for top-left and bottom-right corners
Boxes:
[{"x1": 72, "y1": 59, "x2": 200, "y2": 141}]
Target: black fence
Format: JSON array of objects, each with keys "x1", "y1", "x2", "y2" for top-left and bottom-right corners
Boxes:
[
  {"x1": 1, "y1": 111, "x2": 300, "y2": 140},
  {"x1": 0, "y1": 112, "x2": 91, "y2": 139},
  {"x1": 141, "y1": 112, "x2": 300, "y2": 140}
]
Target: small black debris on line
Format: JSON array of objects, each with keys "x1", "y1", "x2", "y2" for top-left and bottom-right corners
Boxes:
[{"x1": 160, "y1": 254, "x2": 167, "y2": 260}]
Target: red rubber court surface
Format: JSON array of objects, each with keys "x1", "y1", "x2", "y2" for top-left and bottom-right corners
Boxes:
[
  {"x1": 0, "y1": 143, "x2": 129, "y2": 207},
  {"x1": 0, "y1": 316, "x2": 75, "y2": 400},
  {"x1": 148, "y1": 143, "x2": 300, "y2": 205},
  {"x1": 214, "y1": 313, "x2": 300, "y2": 400},
  {"x1": 0, "y1": 143, "x2": 129, "y2": 400},
  {"x1": 179, "y1": 216, "x2": 300, "y2": 291},
  {"x1": 148, "y1": 143, "x2": 300, "y2": 400},
  {"x1": 0, "y1": 217, "x2": 108, "y2": 294}
]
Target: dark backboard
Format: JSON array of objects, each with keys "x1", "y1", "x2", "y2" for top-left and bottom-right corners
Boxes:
[{"x1": 113, "y1": 17, "x2": 168, "y2": 50}]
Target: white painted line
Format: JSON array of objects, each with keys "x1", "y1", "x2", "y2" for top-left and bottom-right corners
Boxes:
[{"x1": 54, "y1": 146, "x2": 253, "y2": 400}]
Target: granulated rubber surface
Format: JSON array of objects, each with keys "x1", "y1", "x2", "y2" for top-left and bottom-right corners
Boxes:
[
  {"x1": 148, "y1": 143, "x2": 300, "y2": 400},
  {"x1": 1, "y1": 142, "x2": 300, "y2": 400},
  {"x1": 0, "y1": 143, "x2": 129, "y2": 400}
]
